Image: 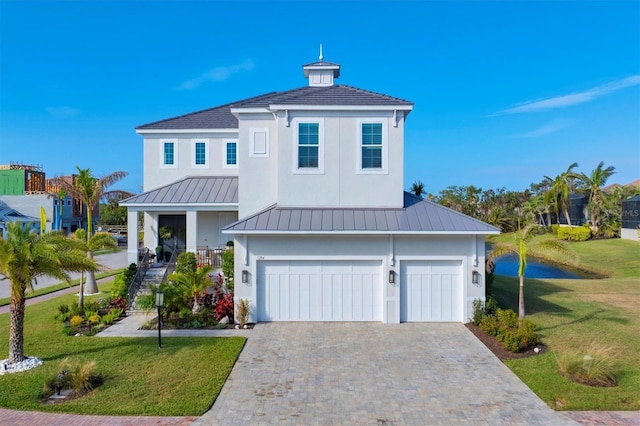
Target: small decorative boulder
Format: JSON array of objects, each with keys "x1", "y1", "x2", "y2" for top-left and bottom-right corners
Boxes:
[
  {"x1": 219, "y1": 316, "x2": 229, "y2": 325},
  {"x1": 235, "y1": 325, "x2": 240, "y2": 329}
]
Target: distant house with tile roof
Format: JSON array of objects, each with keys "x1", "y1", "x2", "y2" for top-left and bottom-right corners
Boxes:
[{"x1": 122, "y1": 52, "x2": 499, "y2": 324}]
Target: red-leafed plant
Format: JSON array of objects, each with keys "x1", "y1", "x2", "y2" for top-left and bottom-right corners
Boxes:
[{"x1": 214, "y1": 290, "x2": 234, "y2": 322}]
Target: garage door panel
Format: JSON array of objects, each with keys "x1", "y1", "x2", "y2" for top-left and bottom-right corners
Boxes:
[
  {"x1": 401, "y1": 260, "x2": 462, "y2": 322},
  {"x1": 258, "y1": 260, "x2": 382, "y2": 322}
]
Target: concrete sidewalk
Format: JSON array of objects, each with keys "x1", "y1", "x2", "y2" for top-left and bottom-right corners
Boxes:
[{"x1": 0, "y1": 249, "x2": 129, "y2": 300}]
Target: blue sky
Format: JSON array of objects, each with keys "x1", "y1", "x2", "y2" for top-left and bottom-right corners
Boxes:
[{"x1": 1, "y1": 0, "x2": 638, "y2": 196}]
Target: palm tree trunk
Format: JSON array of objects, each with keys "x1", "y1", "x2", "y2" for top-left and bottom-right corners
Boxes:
[
  {"x1": 84, "y1": 251, "x2": 99, "y2": 294},
  {"x1": 563, "y1": 208, "x2": 572, "y2": 228},
  {"x1": 79, "y1": 272, "x2": 85, "y2": 312},
  {"x1": 518, "y1": 275, "x2": 525, "y2": 319},
  {"x1": 8, "y1": 285, "x2": 27, "y2": 364}
]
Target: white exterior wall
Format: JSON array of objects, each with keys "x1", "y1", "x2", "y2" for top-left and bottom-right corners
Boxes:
[
  {"x1": 142, "y1": 132, "x2": 239, "y2": 191},
  {"x1": 621, "y1": 227, "x2": 639, "y2": 241},
  {"x1": 237, "y1": 114, "x2": 279, "y2": 217},
  {"x1": 233, "y1": 234, "x2": 486, "y2": 324},
  {"x1": 274, "y1": 111, "x2": 404, "y2": 208}
]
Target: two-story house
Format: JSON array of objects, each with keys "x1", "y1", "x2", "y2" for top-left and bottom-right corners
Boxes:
[{"x1": 122, "y1": 55, "x2": 499, "y2": 324}]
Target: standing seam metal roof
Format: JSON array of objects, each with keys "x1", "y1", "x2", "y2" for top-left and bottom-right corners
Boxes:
[
  {"x1": 224, "y1": 193, "x2": 499, "y2": 233},
  {"x1": 120, "y1": 176, "x2": 238, "y2": 205}
]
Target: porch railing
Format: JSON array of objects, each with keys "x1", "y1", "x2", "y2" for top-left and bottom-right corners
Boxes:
[
  {"x1": 127, "y1": 247, "x2": 150, "y2": 308},
  {"x1": 196, "y1": 248, "x2": 224, "y2": 268}
]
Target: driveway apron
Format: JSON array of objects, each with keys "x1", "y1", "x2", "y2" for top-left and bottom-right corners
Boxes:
[{"x1": 197, "y1": 322, "x2": 577, "y2": 425}]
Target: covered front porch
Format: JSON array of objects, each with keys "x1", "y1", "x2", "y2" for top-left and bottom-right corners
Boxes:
[{"x1": 121, "y1": 176, "x2": 238, "y2": 265}]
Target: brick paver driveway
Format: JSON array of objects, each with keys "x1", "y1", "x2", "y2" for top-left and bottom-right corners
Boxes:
[{"x1": 197, "y1": 322, "x2": 577, "y2": 425}]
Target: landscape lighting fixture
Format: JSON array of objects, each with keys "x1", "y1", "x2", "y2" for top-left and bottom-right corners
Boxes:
[{"x1": 155, "y1": 291, "x2": 165, "y2": 349}]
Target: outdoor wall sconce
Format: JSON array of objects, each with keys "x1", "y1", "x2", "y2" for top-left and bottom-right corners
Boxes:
[
  {"x1": 388, "y1": 270, "x2": 395, "y2": 284},
  {"x1": 155, "y1": 291, "x2": 165, "y2": 349},
  {"x1": 242, "y1": 270, "x2": 249, "y2": 284},
  {"x1": 472, "y1": 270, "x2": 480, "y2": 285}
]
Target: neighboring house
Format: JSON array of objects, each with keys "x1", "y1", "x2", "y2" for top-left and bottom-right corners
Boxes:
[
  {"x1": 0, "y1": 165, "x2": 98, "y2": 235},
  {"x1": 0, "y1": 201, "x2": 39, "y2": 238},
  {"x1": 122, "y1": 55, "x2": 499, "y2": 323},
  {"x1": 556, "y1": 194, "x2": 588, "y2": 226},
  {"x1": 621, "y1": 195, "x2": 640, "y2": 241}
]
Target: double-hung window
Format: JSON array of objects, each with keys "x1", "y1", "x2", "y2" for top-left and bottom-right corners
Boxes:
[
  {"x1": 226, "y1": 141, "x2": 237, "y2": 166},
  {"x1": 163, "y1": 141, "x2": 175, "y2": 166},
  {"x1": 194, "y1": 142, "x2": 206, "y2": 165},
  {"x1": 361, "y1": 123, "x2": 383, "y2": 169},
  {"x1": 298, "y1": 123, "x2": 319, "y2": 168}
]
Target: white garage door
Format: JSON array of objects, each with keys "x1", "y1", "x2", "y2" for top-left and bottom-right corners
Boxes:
[
  {"x1": 400, "y1": 260, "x2": 463, "y2": 322},
  {"x1": 257, "y1": 260, "x2": 382, "y2": 322}
]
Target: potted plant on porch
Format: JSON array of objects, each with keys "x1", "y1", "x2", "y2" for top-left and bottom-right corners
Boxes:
[{"x1": 159, "y1": 226, "x2": 174, "y2": 262}]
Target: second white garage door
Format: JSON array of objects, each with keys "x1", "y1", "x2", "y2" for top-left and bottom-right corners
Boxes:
[
  {"x1": 257, "y1": 260, "x2": 382, "y2": 322},
  {"x1": 400, "y1": 260, "x2": 463, "y2": 322}
]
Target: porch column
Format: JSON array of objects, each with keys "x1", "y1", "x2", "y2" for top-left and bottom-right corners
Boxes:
[
  {"x1": 126, "y1": 210, "x2": 139, "y2": 265},
  {"x1": 186, "y1": 210, "x2": 197, "y2": 253}
]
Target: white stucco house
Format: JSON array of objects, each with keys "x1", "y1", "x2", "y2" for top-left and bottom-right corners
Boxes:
[{"x1": 122, "y1": 55, "x2": 499, "y2": 324}]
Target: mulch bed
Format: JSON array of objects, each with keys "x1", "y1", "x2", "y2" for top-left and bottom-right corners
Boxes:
[{"x1": 465, "y1": 323, "x2": 547, "y2": 361}]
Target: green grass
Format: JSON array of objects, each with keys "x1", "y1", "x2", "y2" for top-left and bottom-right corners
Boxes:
[
  {"x1": 0, "y1": 269, "x2": 125, "y2": 307},
  {"x1": 489, "y1": 237, "x2": 640, "y2": 411},
  {"x1": 0, "y1": 281, "x2": 246, "y2": 415}
]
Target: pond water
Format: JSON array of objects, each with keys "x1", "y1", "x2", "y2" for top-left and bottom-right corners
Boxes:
[{"x1": 490, "y1": 254, "x2": 583, "y2": 279}]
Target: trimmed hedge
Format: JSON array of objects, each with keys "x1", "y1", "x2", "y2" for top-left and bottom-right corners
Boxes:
[{"x1": 557, "y1": 225, "x2": 591, "y2": 241}]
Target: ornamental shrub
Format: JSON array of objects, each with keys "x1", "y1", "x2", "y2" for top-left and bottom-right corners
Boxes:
[
  {"x1": 176, "y1": 252, "x2": 197, "y2": 274},
  {"x1": 214, "y1": 291, "x2": 234, "y2": 322},
  {"x1": 69, "y1": 315, "x2": 84, "y2": 328},
  {"x1": 557, "y1": 226, "x2": 591, "y2": 241},
  {"x1": 551, "y1": 224, "x2": 559, "y2": 235}
]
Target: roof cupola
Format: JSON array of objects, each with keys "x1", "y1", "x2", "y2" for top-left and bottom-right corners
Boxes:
[{"x1": 302, "y1": 44, "x2": 340, "y2": 87}]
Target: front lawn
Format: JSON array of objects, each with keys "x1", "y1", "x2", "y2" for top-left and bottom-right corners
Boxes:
[
  {"x1": 489, "y1": 237, "x2": 640, "y2": 411},
  {"x1": 0, "y1": 281, "x2": 246, "y2": 416}
]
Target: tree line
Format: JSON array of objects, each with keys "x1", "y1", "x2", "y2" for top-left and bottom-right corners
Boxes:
[{"x1": 411, "y1": 161, "x2": 639, "y2": 237}]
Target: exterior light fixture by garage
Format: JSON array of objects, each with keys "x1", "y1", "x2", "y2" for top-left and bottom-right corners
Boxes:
[
  {"x1": 242, "y1": 270, "x2": 249, "y2": 283},
  {"x1": 388, "y1": 270, "x2": 395, "y2": 284},
  {"x1": 472, "y1": 271, "x2": 480, "y2": 285},
  {"x1": 155, "y1": 291, "x2": 165, "y2": 349}
]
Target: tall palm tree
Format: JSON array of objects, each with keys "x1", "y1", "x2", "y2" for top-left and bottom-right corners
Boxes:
[
  {"x1": 576, "y1": 161, "x2": 616, "y2": 235},
  {"x1": 411, "y1": 180, "x2": 425, "y2": 198},
  {"x1": 74, "y1": 229, "x2": 117, "y2": 310},
  {"x1": 167, "y1": 264, "x2": 215, "y2": 315},
  {"x1": 544, "y1": 162, "x2": 579, "y2": 227},
  {"x1": 488, "y1": 224, "x2": 576, "y2": 319},
  {"x1": 52, "y1": 167, "x2": 133, "y2": 294},
  {"x1": 0, "y1": 222, "x2": 97, "y2": 364}
]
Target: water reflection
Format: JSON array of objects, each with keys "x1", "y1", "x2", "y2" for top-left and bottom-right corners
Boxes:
[{"x1": 491, "y1": 254, "x2": 582, "y2": 279}]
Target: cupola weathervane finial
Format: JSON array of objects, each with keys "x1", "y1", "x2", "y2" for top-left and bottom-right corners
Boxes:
[{"x1": 319, "y1": 43, "x2": 323, "y2": 61}]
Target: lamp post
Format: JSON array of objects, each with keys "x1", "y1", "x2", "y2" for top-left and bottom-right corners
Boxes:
[{"x1": 155, "y1": 290, "x2": 165, "y2": 349}]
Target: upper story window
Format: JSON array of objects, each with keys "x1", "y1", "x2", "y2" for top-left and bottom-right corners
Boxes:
[
  {"x1": 191, "y1": 139, "x2": 209, "y2": 168},
  {"x1": 225, "y1": 141, "x2": 237, "y2": 167},
  {"x1": 361, "y1": 123, "x2": 382, "y2": 168},
  {"x1": 293, "y1": 118, "x2": 324, "y2": 174},
  {"x1": 358, "y1": 122, "x2": 387, "y2": 174},
  {"x1": 163, "y1": 142, "x2": 175, "y2": 166},
  {"x1": 298, "y1": 123, "x2": 319, "y2": 168}
]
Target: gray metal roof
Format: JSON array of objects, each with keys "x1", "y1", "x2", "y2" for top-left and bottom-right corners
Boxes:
[
  {"x1": 120, "y1": 176, "x2": 238, "y2": 206},
  {"x1": 0, "y1": 204, "x2": 39, "y2": 224},
  {"x1": 137, "y1": 85, "x2": 412, "y2": 131},
  {"x1": 224, "y1": 193, "x2": 499, "y2": 234}
]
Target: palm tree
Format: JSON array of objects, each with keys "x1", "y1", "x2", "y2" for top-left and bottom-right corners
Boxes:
[
  {"x1": 575, "y1": 161, "x2": 616, "y2": 235},
  {"x1": 74, "y1": 229, "x2": 117, "y2": 310},
  {"x1": 411, "y1": 180, "x2": 425, "y2": 198},
  {"x1": 488, "y1": 224, "x2": 576, "y2": 319},
  {"x1": 52, "y1": 167, "x2": 133, "y2": 294},
  {"x1": 544, "y1": 162, "x2": 579, "y2": 227},
  {"x1": 0, "y1": 222, "x2": 97, "y2": 364},
  {"x1": 167, "y1": 264, "x2": 215, "y2": 315}
]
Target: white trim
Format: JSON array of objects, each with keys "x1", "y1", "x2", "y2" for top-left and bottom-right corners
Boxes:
[
  {"x1": 223, "y1": 229, "x2": 500, "y2": 235},
  {"x1": 137, "y1": 128, "x2": 238, "y2": 135},
  {"x1": 292, "y1": 118, "x2": 325, "y2": 174},
  {"x1": 223, "y1": 140, "x2": 239, "y2": 168},
  {"x1": 230, "y1": 107, "x2": 272, "y2": 114},
  {"x1": 191, "y1": 139, "x2": 209, "y2": 168},
  {"x1": 267, "y1": 105, "x2": 413, "y2": 112},
  {"x1": 249, "y1": 127, "x2": 270, "y2": 158},
  {"x1": 356, "y1": 119, "x2": 388, "y2": 175},
  {"x1": 121, "y1": 203, "x2": 238, "y2": 211},
  {"x1": 160, "y1": 140, "x2": 178, "y2": 169}
]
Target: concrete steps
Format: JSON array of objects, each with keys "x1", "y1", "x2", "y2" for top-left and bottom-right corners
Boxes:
[{"x1": 127, "y1": 265, "x2": 167, "y2": 314}]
